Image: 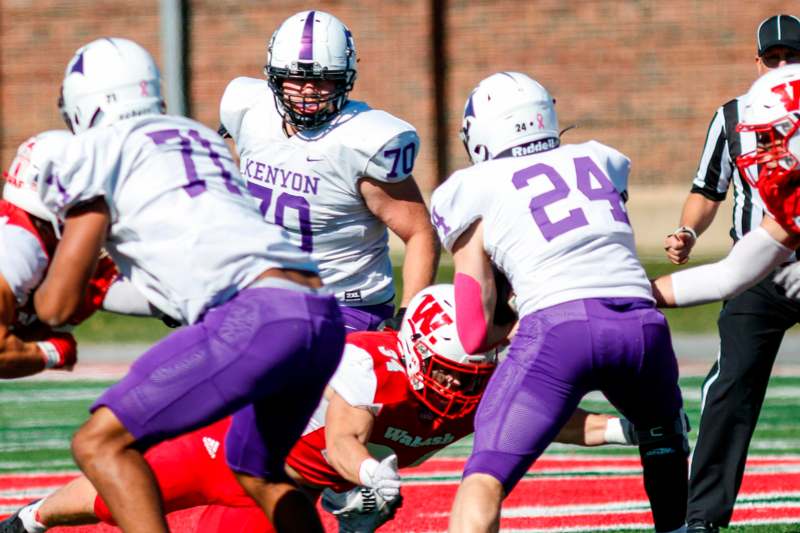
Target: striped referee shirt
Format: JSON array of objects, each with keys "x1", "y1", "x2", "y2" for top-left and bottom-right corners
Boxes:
[{"x1": 691, "y1": 96, "x2": 761, "y2": 243}]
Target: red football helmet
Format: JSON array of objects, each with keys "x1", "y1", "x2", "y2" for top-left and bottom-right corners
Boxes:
[
  {"x1": 398, "y1": 284, "x2": 497, "y2": 419},
  {"x1": 736, "y1": 64, "x2": 800, "y2": 232}
]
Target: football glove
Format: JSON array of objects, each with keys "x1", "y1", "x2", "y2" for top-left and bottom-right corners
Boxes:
[
  {"x1": 321, "y1": 486, "x2": 403, "y2": 533},
  {"x1": 68, "y1": 252, "x2": 120, "y2": 325},
  {"x1": 776, "y1": 262, "x2": 800, "y2": 300},
  {"x1": 378, "y1": 308, "x2": 406, "y2": 332},
  {"x1": 358, "y1": 454, "x2": 401, "y2": 502}
]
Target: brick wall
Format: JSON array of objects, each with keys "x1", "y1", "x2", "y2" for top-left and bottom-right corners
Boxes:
[{"x1": 0, "y1": 1, "x2": 793, "y2": 194}]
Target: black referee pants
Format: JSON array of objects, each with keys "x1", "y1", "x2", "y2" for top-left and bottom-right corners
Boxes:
[{"x1": 687, "y1": 276, "x2": 800, "y2": 526}]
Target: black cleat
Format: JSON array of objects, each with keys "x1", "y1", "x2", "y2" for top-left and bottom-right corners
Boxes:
[
  {"x1": 687, "y1": 519, "x2": 720, "y2": 533},
  {"x1": 0, "y1": 509, "x2": 25, "y2": 533}
]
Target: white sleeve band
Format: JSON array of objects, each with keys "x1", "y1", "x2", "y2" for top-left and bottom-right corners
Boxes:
[
  {"x1": 102, "y1": 278, "x2": 158, "y2": 316},
  {"x1": 671, "y1": 226, "x2": 793, "y2": 306}
]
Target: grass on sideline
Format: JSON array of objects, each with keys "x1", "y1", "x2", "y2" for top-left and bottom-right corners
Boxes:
[{"x1": 74, "y1": 258, "x2": 724, "y2": 344}]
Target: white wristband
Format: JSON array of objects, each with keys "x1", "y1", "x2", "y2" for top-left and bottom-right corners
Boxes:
[
  {"x1": 37, "y1": 341, "x2": 61, "y2": 369},
  {"x1": 671, "y1": 226, "x2": 698, "y2": 241}
]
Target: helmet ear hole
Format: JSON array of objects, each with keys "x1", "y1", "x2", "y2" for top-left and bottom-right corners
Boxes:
[{"x1": 398, "y1": 284, "x2": 498, "y2": 419}]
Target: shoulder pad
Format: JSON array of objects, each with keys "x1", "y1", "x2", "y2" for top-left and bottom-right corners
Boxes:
[{"x1": 219, "y1": 77, "x2": 269, "y2": 144}]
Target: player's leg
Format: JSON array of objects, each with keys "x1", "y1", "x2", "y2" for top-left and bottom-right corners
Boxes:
[
  {"x1": 195, "y1": 505, "x2": 274, "y2": 533},
  {"x1": 71, "y1": 284, "x2": 343, "y2": 533},
  {"x1": 553, "y1": 409, "x2": 636, "y2": 446},
  {"x1": 225, "y1": 297, "x2": 345, "y2": 533},
  {"x1": 687, "y1": 278, "x2": 798, "y2": 528},
  {"x1": 600, "y1": 301, "x2": 687, "y2": 533},
  {"x1": 450, "y1": 301, "x2": 594, "y2": 533}
]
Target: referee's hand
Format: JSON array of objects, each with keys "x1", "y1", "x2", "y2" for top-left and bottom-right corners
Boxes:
[{"x1": 664, "y1": 231, "x2": 696, "y2": 265}]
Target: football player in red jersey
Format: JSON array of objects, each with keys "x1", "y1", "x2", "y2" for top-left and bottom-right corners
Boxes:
[
  {"x1": 0, "y1": 131, "x2": 169, "y2": 381},
  {"x1": 652, "y1": 65, "x2": 800, "y2": 307},
  {"x1": 5, "y1": 285, "x2": 635, "y2": 533}
]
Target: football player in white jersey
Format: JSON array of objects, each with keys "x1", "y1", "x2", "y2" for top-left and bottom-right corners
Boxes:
[
  {"x1": 31, "y1": 37, "x2": 345, "y2": 533},
  {"x1": 3, "y1": 285, "x2": 634, "y2": 533},
  {"x1": 431, "y1": 72, "x2": 688, "y2": 533},
  {"x1": 219, "y1": 10, "x2": 439, "y2": 332}
]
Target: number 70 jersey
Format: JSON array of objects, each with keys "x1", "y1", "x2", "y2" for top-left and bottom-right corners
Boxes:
[{"x1": 430, "y1": 141, "x2": 653, "y2": 318}]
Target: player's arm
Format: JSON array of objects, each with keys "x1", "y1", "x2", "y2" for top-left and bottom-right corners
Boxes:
[
  {"x1": 652, "y1": 215, "x2": 800, "y2": 307},
  {"x1": 664, "y1": 192, "x2": 721, "y2": 265},
  {"x1": 34, "y1": 197, "x2": 109, "y2": 326},
  {"x1": 451, "y1": 220, "x2": 514, "y2": 354},
  {"x1": 325, "y1": 389, "x2": 401, "y2": 501},
  {"x1": 360, "y1": 176, "x2": 440, "y2": 307}
]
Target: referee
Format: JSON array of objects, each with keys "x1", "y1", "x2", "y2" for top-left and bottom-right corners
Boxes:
[{"x1": 663, "y1": 14, "x2": 800, "y2": 533}]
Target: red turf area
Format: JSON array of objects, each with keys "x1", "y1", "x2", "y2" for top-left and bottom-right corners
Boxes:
[{"x1": 3, "y1": 456, "x2": 800, "y2": 532}]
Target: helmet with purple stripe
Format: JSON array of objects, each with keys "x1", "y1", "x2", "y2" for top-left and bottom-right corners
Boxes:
[
  {"x1": 265, "y1": 10, "x2": 357, "y2": 130},
  {"x1": 59, "y1": 38, "x2": 164, "y2": 134}
]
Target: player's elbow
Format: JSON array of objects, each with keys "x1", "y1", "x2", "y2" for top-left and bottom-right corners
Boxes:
[{"x1": 34, "y1": 291, "x2": 79, "y2": 327}]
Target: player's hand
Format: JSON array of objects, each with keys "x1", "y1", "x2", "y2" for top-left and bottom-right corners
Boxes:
[
  {"x1": 775, "y1": 263, "x2": 800, "y2": 299},
  {"x1": 664, "y1": 228, "x2": 697, "y2": 265},
  {"x1": 38, "y1": 331, "x2": 77, "y2": 370},
  {"x1": 379, "y1": 308, "x2": 406, "y2": 331},
  {"x1": 359, "y1": 454, "x2": 401, "y2": 501}
]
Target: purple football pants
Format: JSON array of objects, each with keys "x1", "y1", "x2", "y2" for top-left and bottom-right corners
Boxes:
[
  {"x1": 224, "y1": 300, "x2": 393, "y2": 477},
  {"x1": 92, "y1": 282, "x2": 345, "y2": 480},
  {"x1": 464, "y1": 297, "x2": 684, "y2": 493}
]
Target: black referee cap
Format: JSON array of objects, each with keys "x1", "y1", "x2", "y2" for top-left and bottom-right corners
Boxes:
[{"x1": 757, "y1": 14, "x2": 800, "y2": 56}]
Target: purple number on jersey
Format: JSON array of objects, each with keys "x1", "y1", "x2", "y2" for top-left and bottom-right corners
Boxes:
[
  {"x1": 247, "y1": 182, "x2": 314, "y2": 252},
  {"x1": 512, "y1": 163, "x2": 588, "y2": 241},
  {"x1": 512, "y1": 157, "x2": 628, "y2": 241},
  {"x1": 384, "y1": 143, "x2": 416, "y2": 178},
  {"x1": 147, "y1": 129, "x2": 240, "y2": 197}
]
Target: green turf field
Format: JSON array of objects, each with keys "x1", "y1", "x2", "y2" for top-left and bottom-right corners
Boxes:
[
  {"x1": 73, "y1": 259, "x2": 726, "y2": 344},
  {"x1": 4, "y1": 375, "x2": 800, "y2": 474}
]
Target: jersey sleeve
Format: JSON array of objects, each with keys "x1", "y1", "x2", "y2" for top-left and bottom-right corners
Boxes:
[
  {"x1": 329, "y1": 343, "x2": 381, "y2": 414},
  {"x1": 36, "y1": 129, "x2": 122, "y2": 221},
  {"x1": 691, "y1": 102, "x2": 735, "y2": 202},
  {"x1": 337, "y1": 109, "x2": 419, "y2": 183},
  {"x1": 219, "y1": 77, "x2": 267, "y2": 145},
  {"x1": 588, "y1": 140, "x2": 631, "y2": 200},
  {"x1": 430, "y1": 171, "x2": 484, "y2": 252},
  {"x1": 364, "y1": 129, "x2": 420, "y2": 183}
]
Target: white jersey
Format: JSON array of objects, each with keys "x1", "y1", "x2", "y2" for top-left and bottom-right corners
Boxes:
[
  {"x1": 36, "y1": 114, "x2": 317, "y2": 324},
  {"x1": 431, "y1": 141, "x2": 653, "y2": 318},
  {"x1": 220, "y1": 77, "x2": 420, "y2": 306}
]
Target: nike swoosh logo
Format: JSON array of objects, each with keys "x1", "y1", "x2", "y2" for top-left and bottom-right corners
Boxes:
[{"x1": 307, "y1": 156, "x2": 324, "y2": 162}]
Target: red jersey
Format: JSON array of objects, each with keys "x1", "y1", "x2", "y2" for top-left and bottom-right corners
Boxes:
[{"x1": 288, "y1": 331, "x2": 475, "y2": 491}]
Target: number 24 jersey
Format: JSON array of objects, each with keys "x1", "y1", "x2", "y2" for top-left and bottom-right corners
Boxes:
[{"x1": 430, "y1": 141, "x2": 653, "y2": 318}]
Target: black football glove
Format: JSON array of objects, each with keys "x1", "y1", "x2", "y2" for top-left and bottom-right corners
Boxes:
[
  {"x1": 492, "y1": 265, "x2": 518, "y2": 326},
  {"x1": 379, "y1": 307, "x2": 407, "y2": 331}
]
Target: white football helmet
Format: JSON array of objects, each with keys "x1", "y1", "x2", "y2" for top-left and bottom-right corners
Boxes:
[
  {"x1": 460, "y1": 71, "x2": 559, "y2": 164},
  {"x1": 59, "y1": 37, "x2": 164, "y2": 134},
  {"x1": 398, "y1": 284, "x2": 497, "y2": 419},
  {"x1": 2, "y1": 130, "x2": 71, "y2": 236},
  {"x1": 265, "y1": 10, "x2": 357, "y2": 130}
]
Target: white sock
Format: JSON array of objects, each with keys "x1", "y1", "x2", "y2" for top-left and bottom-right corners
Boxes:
[
  {"x1": 19, "y1": 500, "x2": 47, "y2": 533},
  {"x1": 603, "y1": 417, "x2": 627, "y2": 444}
]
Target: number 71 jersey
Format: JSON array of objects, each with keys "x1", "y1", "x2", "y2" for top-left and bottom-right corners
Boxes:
[{"x1": 430, "y1": 141, "x2": 653, "y2": 318}]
